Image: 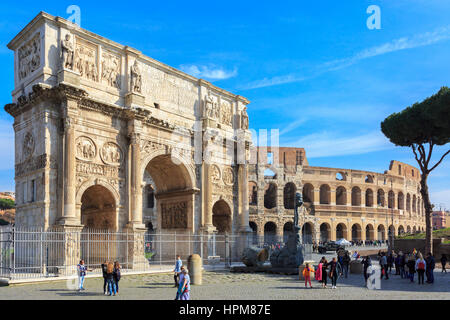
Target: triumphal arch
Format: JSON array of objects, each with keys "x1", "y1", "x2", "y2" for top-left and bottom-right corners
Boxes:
[{"x1": 5, "y1": 12, "x2": 252, "y2": 267}]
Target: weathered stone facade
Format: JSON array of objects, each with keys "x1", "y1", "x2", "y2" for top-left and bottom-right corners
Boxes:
[
  {"x1": 5, "y1": 12, "x2": 253, "y2": 242},
  {"x1": 249, "y1": 148, "x2": 427, "y2": 243}
]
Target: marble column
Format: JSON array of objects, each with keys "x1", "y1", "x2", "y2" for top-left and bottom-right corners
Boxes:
[
  {"x1": 238, "y1": 164, "x2": 252, "y2": 233},
  {"x1": 201, "y1": 162, "x2": 215, "y2": 232},
  {"x1": 128, "y1": 132, "x2": 144, "y2": 229},
  {"x1": 58, "y1": 116, "x2": 78, "y2": 226}
]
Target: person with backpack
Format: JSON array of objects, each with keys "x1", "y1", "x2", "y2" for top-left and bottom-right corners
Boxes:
[
  {"x1": 302, "y1": 263, "x2": 314, "y2": 288},
  {"x1": 425, "y1": 253, "x2": 435, "y2": 284},
  {"x1": 415, "y1": 253, "x2": 426, "y2": 285},
  {"x1": 113, "y1": 261, "x2": 121, "y2": 294}
]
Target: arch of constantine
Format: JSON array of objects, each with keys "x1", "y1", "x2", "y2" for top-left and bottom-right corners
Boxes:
[
  {"x1": 4, "y1": 13, "x2": 426, "y2": 275},
  {"x1": 248, "y1": 147, "x2": 426, "y2": 244},
  {"x1": 4, "y1": 12, "x2": 253, "y2": 269}
]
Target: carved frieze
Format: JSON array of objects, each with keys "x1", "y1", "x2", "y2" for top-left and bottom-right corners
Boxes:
[
  {"x1": 76, "y1": 160, "x2": 121, "y2": 179},
  {"x1": 22, "y1": 132, "x2": 35, "y2": 161},
  {"x1": 75, "y1": 136, "x2": 97, "y2": 161},
  {"x1": 75, "y1": 38, "x2": 98, "y2": 82},
  {"x1": 101, "y1": 50, "x2": 121, "y2": 89},
  {"x1": 220, "y1": 101, "x2": 233, "y2": 126},
  {"x1": 100, "y1": 142, "x2": 123, "y2": 166},
  {"x1": 18, "y1": 33, "x2": 41, "y2": 80},
  {"x1": 161, "y1": 201, "x2": 188, "y2": 229},
  {"x1": 15, "y1": 154, "x2": 57, "y2": 177}
]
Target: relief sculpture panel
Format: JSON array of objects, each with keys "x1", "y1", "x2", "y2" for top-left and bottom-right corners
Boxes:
[
  {"x1": 75, "y1": 38, "x2": 98, "y2": 82},
  {"x1": 161, "y1": 201, "x2": 188, "y2": 229},
  {"x1": 100, "y1": 142, "x2": 123, "y2": 166},
  {"x1": 18, "y1": 33, "x2": 41, "y2": 80},
  {"x1": 101, "y1": 50, "x2": 121, "y2": 89},
  {"x1": 75, "y1": 136, "x2": 96, "y2": 161}
]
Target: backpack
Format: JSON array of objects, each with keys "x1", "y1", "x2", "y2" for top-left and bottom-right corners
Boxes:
[{"x1": 417, "y1": 260, "x2": 425, "y2": 270}]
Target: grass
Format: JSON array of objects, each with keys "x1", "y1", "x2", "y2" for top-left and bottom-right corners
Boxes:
[{"x1": 396, "y1": 228, "x2": 450, "y2": 240}]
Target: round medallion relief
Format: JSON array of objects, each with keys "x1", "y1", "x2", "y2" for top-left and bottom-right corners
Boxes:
[
  {"x1": 223, "y1": 167, "x2": 235, "y2": 185},
  {"x1": 75, "y1": 136, "x2": 97, "y2": 161},
  {"x1": 100, "y1": 142, "x2": 123, "y2": 166}
]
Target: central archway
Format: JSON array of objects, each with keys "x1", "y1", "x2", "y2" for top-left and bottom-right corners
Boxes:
[
  {"x1": 80, "y1": 184, "x2": 118, "y2": 266},
  {"x1": 144, "y1": 154, "x2": 194, "y2": 233},
  {"x1": 336, "y1": 223, "x2": 347, "y2": 240},
  {"x1": 320, "y1": 223, "x2": 331, "y2": 243},
  {"x1": 81, "y1": 185, "x2": 117, "y2": 230},
  {"x1": 302, "y1": 222, "x2": 313, "y2": 244}
]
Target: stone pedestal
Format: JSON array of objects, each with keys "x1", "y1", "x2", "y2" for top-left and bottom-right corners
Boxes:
[
  {"x1": 50, "y1": 226, "x2": 83, "y2": 276},
  {"x1": 125, "y1": 92, "x2": 145, "y2": 108},
  {"x1": 124, "y1": 227, "x2": 147, "y2": 270},
  {"x1": 188, "y1": 254, "x2": 202, "y2": 285},
  {"x1": 58, "y1": 69, "x2": 80, "y2": 86}
]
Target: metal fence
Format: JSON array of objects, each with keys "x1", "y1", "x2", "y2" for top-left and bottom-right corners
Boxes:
[{"x1": 0, "y1": 226, "x2": 313, "y2": 282}]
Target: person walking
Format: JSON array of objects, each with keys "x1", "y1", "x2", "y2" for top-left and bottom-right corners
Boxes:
[
  {"x1": 380, "y1": 252, "x2": 389, "y2": 280},
  {"x1": 302, "y1": 263, "x2": 314, "y2": 288},
  {"x1": 400, "y1": 252, "x2": 407, "y2": 279},
  {"x1": 328, "y1": 257, "x2": 338, "y2": 289},
  {"x1": 101, "y1": 260, "x2": 108, "y2": 295},
  {"x1": 394, "y1": 253, "x2": 400, "y2": 275},
  {"x1": 425, "y1": 253, "x2": 435, "y2": 284},
  {"x1": 441, "y1": 254, "x2": 447, "y2": 273},
  {"x1": 106, "y1": 262, "x2": 116, "y2": 296},
  {"x1": 113, "y1": 261, "x2": 121, "y2": 294},
  {"x1": 177, "y1": 269, "x2": 191, "y2": 300},
  {"x1": 315, "y1": 260, "x2": 323, "y2": 284},
  {"x1": 320, "y1": 257, "x2": 328, "y2": 288},
  {"x1": 415, "y1": 253, "x2": 426, "y2": 285},
  {"x1": 173, "y1": 255, "x2": 182, "y2": 287},
  {"x1": 361, "y1": 256, "x2": 372, "y2": 286},
  {"x1": 77, "y1": 260, "x2": 87, "y2": 292},
  {"x1": 387, "y1": 253, "x2": 394, "y2": 274},
  {"x1": 406, "y1": 255, "x2": 416, "y2": 283},
  {"x1": 342, "y1": 252, "x2": 351, "y2": 279}
]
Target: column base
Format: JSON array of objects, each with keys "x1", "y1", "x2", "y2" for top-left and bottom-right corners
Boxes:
[
  {"x1": 200, "y1": 224, "x2": 217, "y2": 234},
  {"x1": 238, "y1": 225, "x2": 253, "y2": 234},
  {"x1": 56, "y1": 217, "x2": 83, "y2": 228},
  {"x1": 125, "y1": 223, "x2": 146, "y2": 232}
]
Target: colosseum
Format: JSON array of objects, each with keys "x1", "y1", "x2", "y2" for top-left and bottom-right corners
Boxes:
[{"x1": 248, "y1": 147, "x2": 427, "y2": 245}]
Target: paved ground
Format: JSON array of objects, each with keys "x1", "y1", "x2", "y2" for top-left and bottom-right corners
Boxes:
[{"x1": 0, "y1": 268, "x2": 448, "y2": 300}]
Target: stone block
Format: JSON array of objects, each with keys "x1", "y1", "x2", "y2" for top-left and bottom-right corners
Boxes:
[
  {"x1": 58, "y1": 69, "x2": 80, "y2": 86},
  {"x1": 350, "y1": 260, "x2": 363, "y2": 274}
]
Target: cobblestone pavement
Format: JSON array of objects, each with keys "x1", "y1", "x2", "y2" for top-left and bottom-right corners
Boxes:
[{"x1": 0, "y1": 269, "x2": 449, "y2": 300}]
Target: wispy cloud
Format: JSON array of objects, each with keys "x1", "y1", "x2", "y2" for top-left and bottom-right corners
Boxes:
[
  {"x1": 240, "y1": 25, "x2": 450, "y2": 90},
  {"x1": 179, "y1": 64, "x2": 238, "y2": 81},
  {"x1": 285, "y1": 131, "x2": 392, "y2": 158},
  {"x1": 279, "y1": 118, "x2": 308, "y2": 136}
]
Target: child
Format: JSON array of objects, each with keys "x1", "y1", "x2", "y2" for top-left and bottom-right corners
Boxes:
[
  {"x1": 106, "y1": 262, "x2": 116, "y2": 296},
  {"x1": 77, "y1": 260, "x2": 87, "y2": 291},
  {"x1": 114, "y1": 261, "x2": 121, "y2": 294},
  {"x1": 302, "y1": 263, "x2": 314, "y2": 288}
]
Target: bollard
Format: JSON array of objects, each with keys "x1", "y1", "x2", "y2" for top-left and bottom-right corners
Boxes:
[{"x1": 188, "y1": 254, "x2": 202, "y2": 285}]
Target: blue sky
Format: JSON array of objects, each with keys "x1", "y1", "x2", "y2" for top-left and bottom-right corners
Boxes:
[{"x1": 0, "y1": 1, "x2": 449, "y2": 209}]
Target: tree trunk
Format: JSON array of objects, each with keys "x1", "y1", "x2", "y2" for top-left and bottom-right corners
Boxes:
[{"x1": 419, "y1": 173, "x2": 433, "y2": 255}]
